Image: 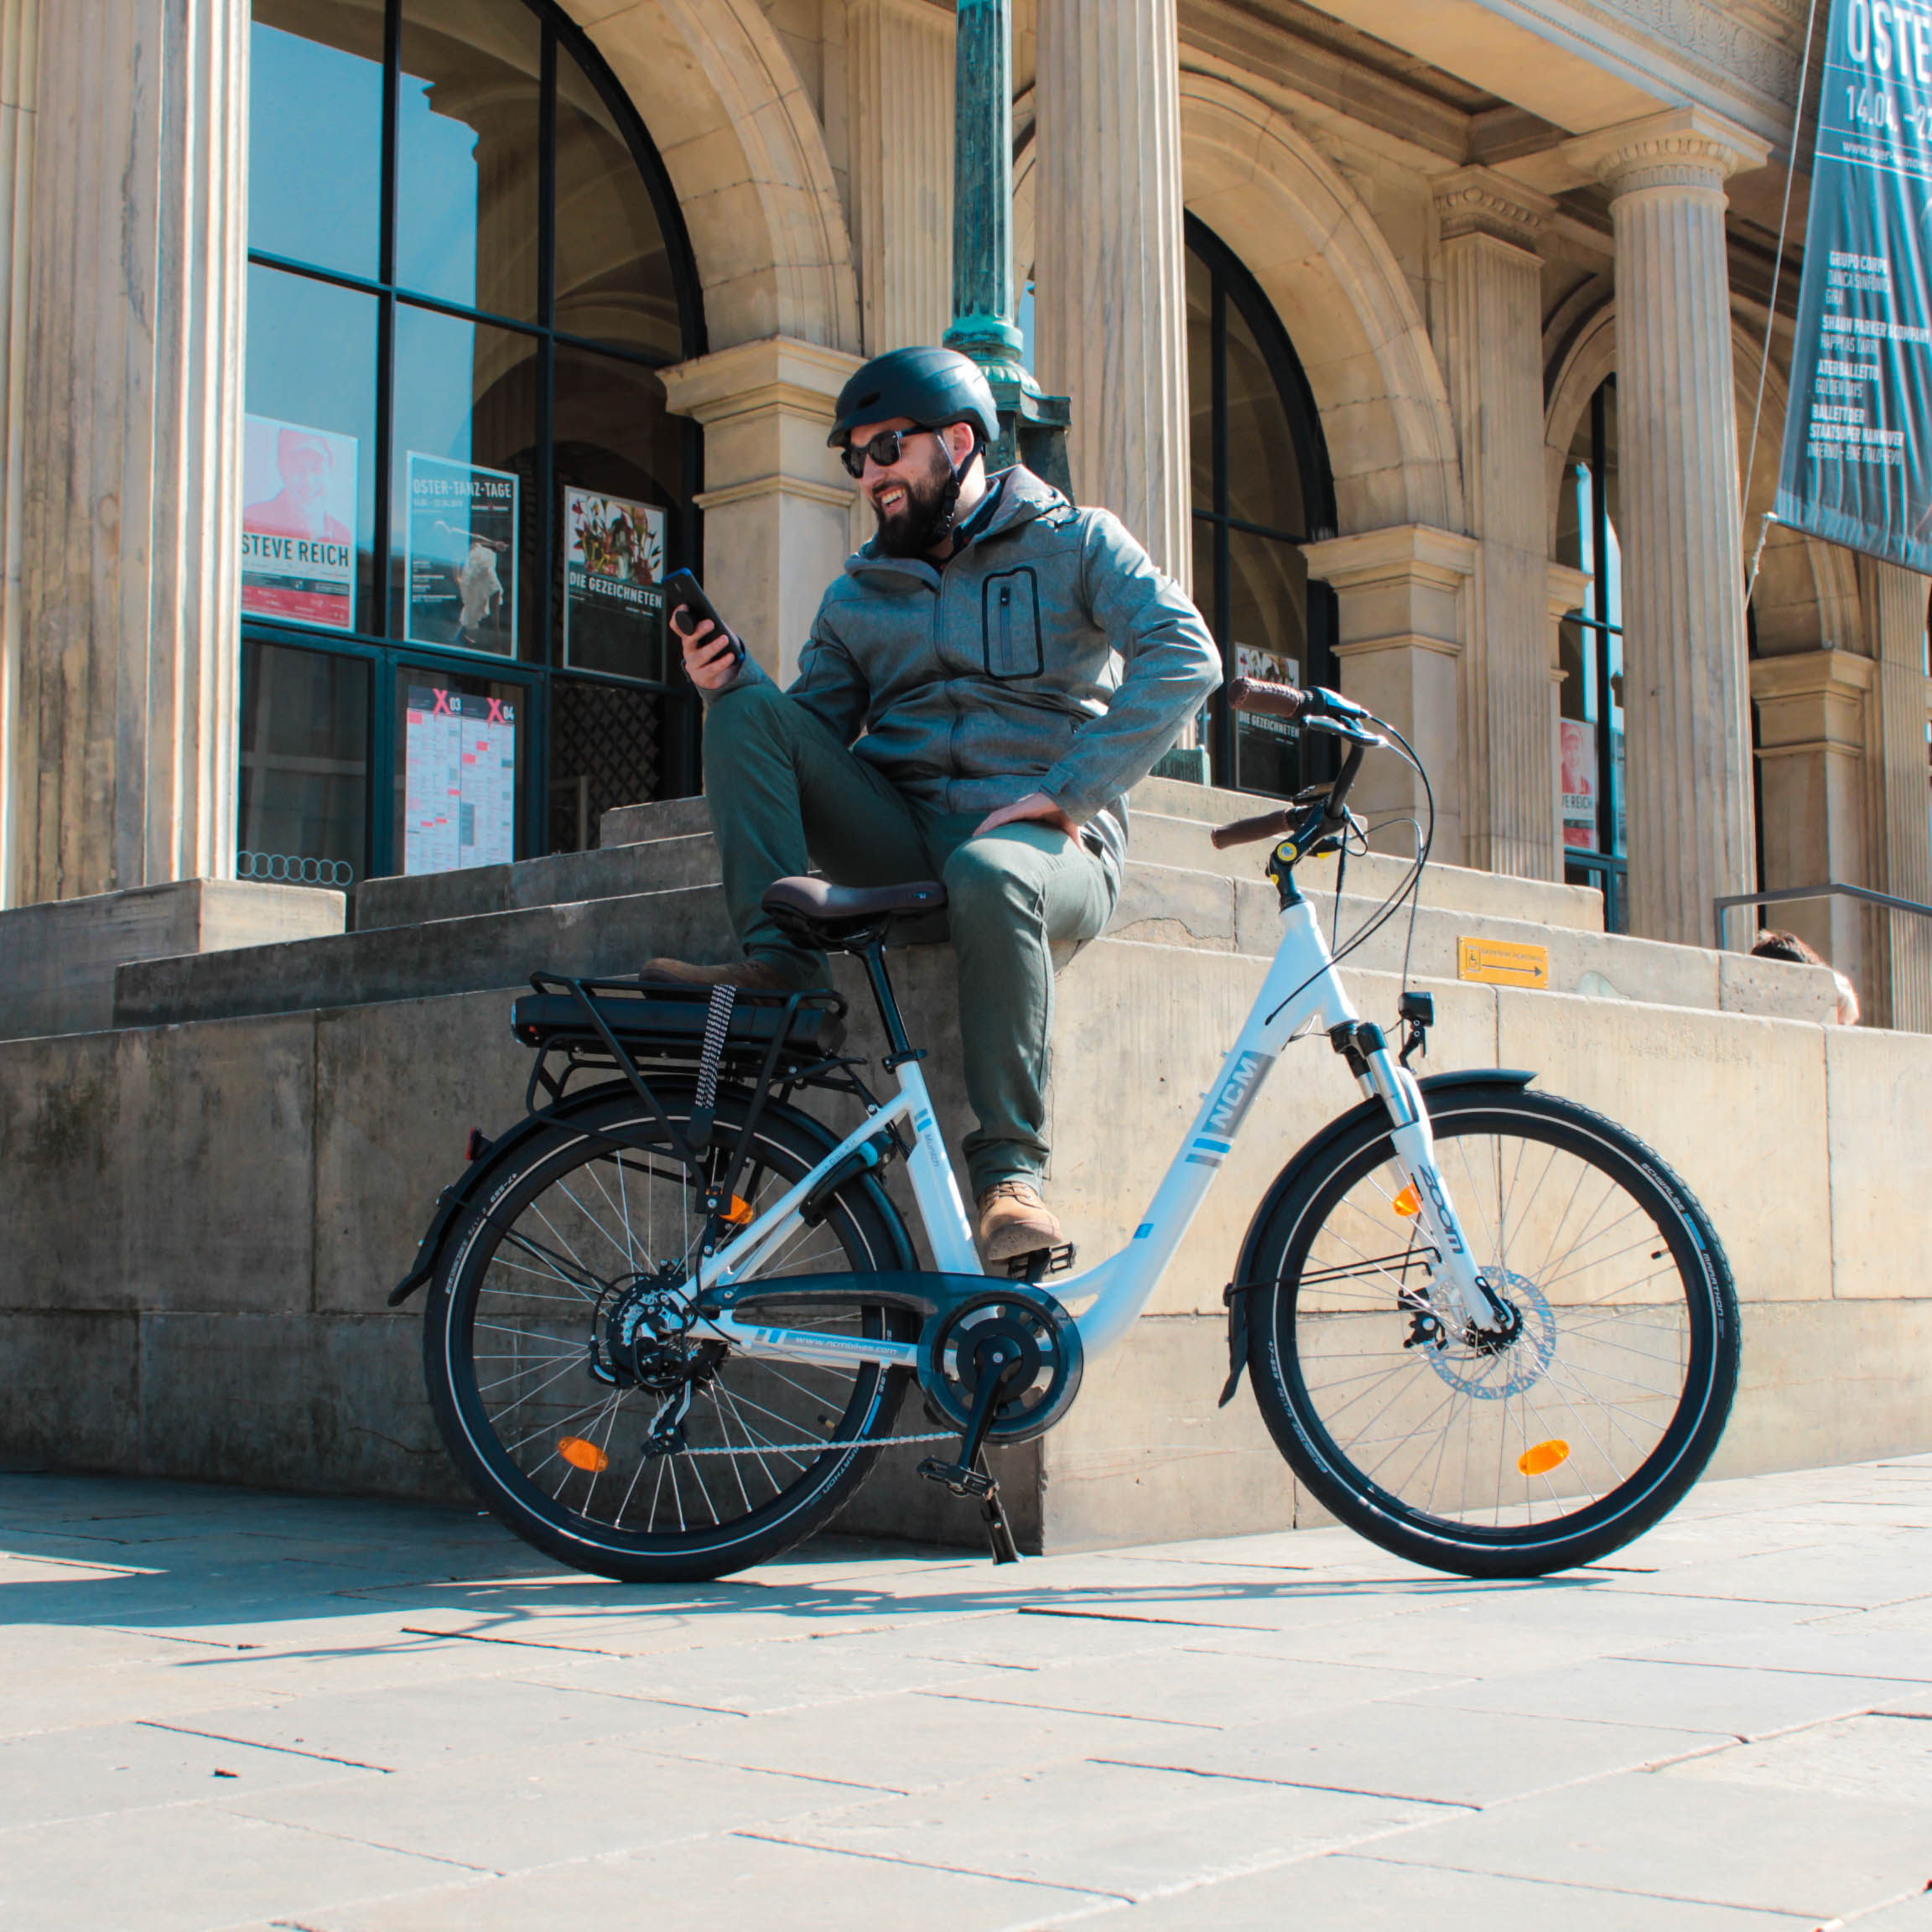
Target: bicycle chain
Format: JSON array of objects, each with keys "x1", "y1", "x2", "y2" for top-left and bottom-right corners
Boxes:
[{"x1": 676, "y1": 1429, "x2": 958, "y2": 1457}]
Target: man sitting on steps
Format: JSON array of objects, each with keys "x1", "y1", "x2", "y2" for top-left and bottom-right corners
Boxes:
[{"x1": 645, "y1": 346, "x2": 1220, "y2": 1267}]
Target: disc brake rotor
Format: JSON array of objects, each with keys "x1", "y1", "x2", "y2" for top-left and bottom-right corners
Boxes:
[{"x1": 1415, "y1": 1269, "x2": 1556, "y2": 1399}]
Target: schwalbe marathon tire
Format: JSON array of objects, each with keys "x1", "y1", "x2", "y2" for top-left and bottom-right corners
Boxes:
[
  {"x1": 1244, "y1": 1087, "x2": 1740, "y2": 1579},
  {"x1": 422, "y1": 1088, "x2": 915, "y2": 1584}
]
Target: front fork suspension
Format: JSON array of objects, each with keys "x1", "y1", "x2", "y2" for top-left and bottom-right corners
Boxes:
[{"x1": 1337, "y1": 1025, "x2": 1512, "y2": 1337}]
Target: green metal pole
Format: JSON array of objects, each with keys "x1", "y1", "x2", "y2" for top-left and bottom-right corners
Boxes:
[{"x1": 943, "y1": 0, "x2": 1070, "y2": 488}]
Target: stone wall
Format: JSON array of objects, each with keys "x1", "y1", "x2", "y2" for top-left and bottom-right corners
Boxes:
[{"x1": 2, "y1": 933, "x2": 1924, "y2": 1553}]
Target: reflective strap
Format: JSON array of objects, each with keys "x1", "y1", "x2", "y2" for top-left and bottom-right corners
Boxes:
[{"x1": 687, "y1": 984, "x2": 735, "y2": 1153}]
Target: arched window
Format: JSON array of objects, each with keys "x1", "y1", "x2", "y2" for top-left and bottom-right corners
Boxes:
[
  {"x1": 239, "y1": 0, "x2": 703, "y2": 892},
  {"x1": 1555, "y1": 378, "x2": 1628, "y2": 932},
  {"x1": 1185, "y1": 215, "x2": 1337, "y2": 797}
]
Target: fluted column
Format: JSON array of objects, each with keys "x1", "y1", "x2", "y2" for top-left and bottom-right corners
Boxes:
[
  {"x1": 11, "y1": 0, "x2": 247, "y2": 903},
  {"x1": 1862, "y1": 557, "x2": 1932, "y2": 1030},
  {"x1": 1436, "y1": 169, "x2": 1558, "y2": 882},
  {"x1": 0, "y1": 0, "x2": 39, "y2": 910},
  {"x1": 1034, "y1": 0, "x2": 1189, "y2": 584},
  {"x1": 849, "y1": 0, "x2": 954, "y2": 354},
  {"x1": 1563, "y1": 109, "x2": 1769, "y2": 945}
]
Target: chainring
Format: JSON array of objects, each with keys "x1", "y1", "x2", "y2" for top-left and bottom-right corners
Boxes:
[{"x1": 919, "y1": 1288, "x2": 1084, "y2": 1445}]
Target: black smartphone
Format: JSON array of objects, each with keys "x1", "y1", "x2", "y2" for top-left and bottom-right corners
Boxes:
[{"x1": 661, "y1": 569, "x2": 744, "y2": 666}]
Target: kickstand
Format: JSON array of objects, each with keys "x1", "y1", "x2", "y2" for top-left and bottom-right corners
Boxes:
[
  {"x1": 917, "y1": 1332, "x2": 1027, "y2": 1565},
  {"x1": 977, "y1": 1455, "x2": 1021, "y2": 1565}
]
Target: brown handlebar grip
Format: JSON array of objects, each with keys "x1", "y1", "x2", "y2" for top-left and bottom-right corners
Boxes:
[
  {"x1": 1211, "y1": 807, "x2": 1298, "y2": 851},
  {"x1": 1228, "y1": 675, "x2": 1308, "y2": 720}
]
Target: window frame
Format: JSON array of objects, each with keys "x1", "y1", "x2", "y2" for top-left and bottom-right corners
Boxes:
[
  {"x1": 1561, "y1": 377, "x2": 1629, "y2": 933},
  {"x1": 242, "y1": 0, "x2": 706, "y2": 888},
  {"x1": 1185, "y1": 213, "x2": 1338, "y2": 797}
]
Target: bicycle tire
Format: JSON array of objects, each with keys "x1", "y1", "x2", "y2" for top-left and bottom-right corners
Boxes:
[
  {"x1": 1243, "y1": 1084, "x2": 1739, "y2": 1578},
  {"x1": 423, "y1": 1083, "x2": 916, "y2": 1583}
]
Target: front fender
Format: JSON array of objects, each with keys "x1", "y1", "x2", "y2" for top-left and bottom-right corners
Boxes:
[{"x1": 1218, "y1": 1068, "x2": 1536, "y2": 1404}]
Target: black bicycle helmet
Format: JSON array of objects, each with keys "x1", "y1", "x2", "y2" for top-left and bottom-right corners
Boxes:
[{"x1": 828, "y1": 345, "x2": 1000, "y2": 450}]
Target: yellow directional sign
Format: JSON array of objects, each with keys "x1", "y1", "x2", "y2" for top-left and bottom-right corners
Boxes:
[{"x1": 1457, "y1": 937, "x2": 1551, "y2": 988}]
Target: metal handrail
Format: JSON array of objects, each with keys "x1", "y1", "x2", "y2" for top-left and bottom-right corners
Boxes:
[{"x1": 1712, "y1": 881, "x2": 1932, "y2": 950}]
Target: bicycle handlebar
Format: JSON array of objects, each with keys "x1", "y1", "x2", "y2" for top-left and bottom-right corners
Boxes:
[
  {"x1": 1211, "y1": 806, "x2": 1301, "y2": 850},
  {"x1": 1226, "y1": 675, "x2": 1307, "y2": 720}
]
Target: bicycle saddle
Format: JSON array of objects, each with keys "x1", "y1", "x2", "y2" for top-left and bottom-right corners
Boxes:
[{"x1": 761, "y1": 875, "x2": 947, "y2": 947}]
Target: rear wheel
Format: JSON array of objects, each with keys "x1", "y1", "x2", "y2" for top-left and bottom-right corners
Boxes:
[
  {"x1": 1245, "y1": 1086, "x2": 1738, "y2": 1577},
  {"x1": 423, "y1": 1086, "x2": 914, "y2": 1582}
]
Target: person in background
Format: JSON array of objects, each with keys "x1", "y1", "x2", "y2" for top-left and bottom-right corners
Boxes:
[{"x1": 1750, "y1": 928, "x2": 1862, "y2": 1026}]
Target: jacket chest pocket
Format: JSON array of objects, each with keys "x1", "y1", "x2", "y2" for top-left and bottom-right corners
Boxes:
[{"x1": 981, "y1": 569, "x2": 1043, "y2": 678}]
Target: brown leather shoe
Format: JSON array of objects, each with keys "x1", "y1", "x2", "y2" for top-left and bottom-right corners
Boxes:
[
  {"x1": 976, "y1": 1181, "x2": 1065, "y2": 1265},
  {"x1": 640, "y1": 958, "x2": 794, "y2": 992}
]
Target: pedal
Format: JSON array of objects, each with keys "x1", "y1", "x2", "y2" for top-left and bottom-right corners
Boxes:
[
  {"x1": 917, "y1": 1455, "x2": 995, "y2": 1498},
  {"x1": 916, "y1": 1456, "x2": 1021, "y2": 1564},
  {"x1": 1003, "y1": 1242, "x2": 1075, "y2": 1282}
]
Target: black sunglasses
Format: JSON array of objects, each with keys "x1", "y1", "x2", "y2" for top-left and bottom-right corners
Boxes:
[{"x1": 839, "y1": 427, "x2": 937, "y2": 479}]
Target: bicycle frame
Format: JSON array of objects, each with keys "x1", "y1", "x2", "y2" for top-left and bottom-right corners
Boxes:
[{"x1": 691, "y1": 882, "x2": 1504, "y2": 1377}]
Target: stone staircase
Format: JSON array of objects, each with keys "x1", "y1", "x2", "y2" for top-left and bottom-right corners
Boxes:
[{"x1": 115, "y1": 776, "x2": 1837, "y2": 1029}]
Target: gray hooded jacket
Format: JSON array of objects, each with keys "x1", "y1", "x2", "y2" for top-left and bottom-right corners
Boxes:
[{"x1": 714, "y1": 465, "x2": 1222, "y2": 873}]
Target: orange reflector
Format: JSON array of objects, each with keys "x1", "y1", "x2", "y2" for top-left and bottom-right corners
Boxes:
[
  {"x1": 1518, "y1": 1439, "x2": 1571, "y2": 1477},
  {"x1": 723, "y1": 1195, "x2": 756, "y2": 1227},
  {"x1": 558, "y1": 1436, "x2": 610, "y2": 1472},
  {"x1": 1392, "y1": 1184, "x2": 1420, "y2": 1218}
]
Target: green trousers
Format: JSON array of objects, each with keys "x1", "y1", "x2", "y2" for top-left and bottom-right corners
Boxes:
[{"x1": 703, "y1": 679, "x2": 1118, "y2": 1196}]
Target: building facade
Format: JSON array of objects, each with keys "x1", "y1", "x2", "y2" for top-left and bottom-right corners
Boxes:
[{"x1": 1, "y1": 0, "x2": 1928, "y2": 1021}]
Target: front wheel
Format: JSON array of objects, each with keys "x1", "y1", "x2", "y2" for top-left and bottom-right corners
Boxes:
[{"x1": 1244, "y1": 1085, "x2": 1739, "y2": 1578}]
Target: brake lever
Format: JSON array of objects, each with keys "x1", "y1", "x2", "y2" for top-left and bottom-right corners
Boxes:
[{"x1": 1306, "y1": 715, "x2": 1385, "y2": 746}]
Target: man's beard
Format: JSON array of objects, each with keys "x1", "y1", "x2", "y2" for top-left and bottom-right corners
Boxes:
[{"x1": 870, "y1": 446, "x2": 960, "y2": 558}]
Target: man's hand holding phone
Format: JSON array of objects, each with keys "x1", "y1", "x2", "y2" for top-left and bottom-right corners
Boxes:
[{"x1": 662, "y1": 569, "x2": 745, "y2": 693}]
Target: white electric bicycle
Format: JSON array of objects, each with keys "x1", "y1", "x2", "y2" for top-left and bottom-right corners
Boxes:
[{"x1": 396, "y1": 678, "x2": 1738, "y2": 1582}]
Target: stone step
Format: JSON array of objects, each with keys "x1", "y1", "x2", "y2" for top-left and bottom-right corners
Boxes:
[
  {"x1": 354, "y1": 833, "x2": 718, "y2": 931},
  {"x1": 366, "y1": 781, "x2": 1599, "y2": 936},
  {"x1": 1128, "y1": 813, "x2": 1601, "y2": 930},
  {"x1": 117, "y1": 848, "x2": 1839, "y2": 1031}
]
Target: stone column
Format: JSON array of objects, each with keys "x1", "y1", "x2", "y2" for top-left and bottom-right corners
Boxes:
[
  {"x1": 661, "y1": 337, "x2": 862, "y2": 687},
  {"x1": 1860, "y1": 557, "x2": 1932, "y2": 1030},
  {"x1": 847, "y1": 0, "x2": 954, "y2": 354},
  {"x1": 1750, "y1": 647, "x2": 1873, "y2": 984},
  {"x1": 10, "y1": 0, "x2": 247, "y2": 905},
  {"x1": 1562, "y1": 109, "x2": 1769, "y2": 946},
  {"x1": 1435, "y1": 169, "x2": 1559, "y2": 882},
  {"x1": 1301, "y1": 525, "x2": 1478, "y2": 864},
  {"x1": 1033, "y1": 0, "x2": 1189, "y2": 584},
  {"x1": 0, "y1": 0, "x2": 39, "y2": 910}
]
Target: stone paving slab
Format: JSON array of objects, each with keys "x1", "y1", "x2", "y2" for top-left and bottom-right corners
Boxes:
[{"x1": 3, "y1": 1457, "x2": 1931, "y2": 1930}]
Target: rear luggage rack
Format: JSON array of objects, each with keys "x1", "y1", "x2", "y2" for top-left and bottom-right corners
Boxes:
[{"x1": 504, "y1": 970, "x2": 884, "y2": 1253}]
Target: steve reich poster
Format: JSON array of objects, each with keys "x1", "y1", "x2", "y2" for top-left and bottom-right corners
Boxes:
[
  {"x1": 562, "y1": 486, "x2": 667, "y2": 678},
  {"x1": 406, "y1": 453, "x2": 518, "y2": 654},
  {"x1": 1778, "y1": 0, "x2": 1932, "y2": 568},
  {"x1": 241, "y1": 415, "x2": 357, "y2": 631}
]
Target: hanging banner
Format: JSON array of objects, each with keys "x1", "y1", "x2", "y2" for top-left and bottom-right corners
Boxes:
[
  {"x1": 405, "y1": 453, "x2": 518, "y2": 655},
  {"x1": 1775, "y1": 0, "x2": 1932, "y2": 569},
  {"x1": 562, "y1": 486, "x2": 667, "y2": 679},
  {"x1": 241, "y1": 415, "x2": 357, "y2": 631},
  {"x1": 1560, "y1": 719, "x2": 1599, "y2": 850}
]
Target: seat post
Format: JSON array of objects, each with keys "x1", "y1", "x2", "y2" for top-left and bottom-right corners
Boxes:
[{"x1": 860, "y1": 941, "x2": 917, "y2": 1063}]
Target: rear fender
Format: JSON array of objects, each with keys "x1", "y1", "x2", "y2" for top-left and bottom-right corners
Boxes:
[{"x1": 1218, "y1": 1068, "x2": 1536, "y2": 1404}]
